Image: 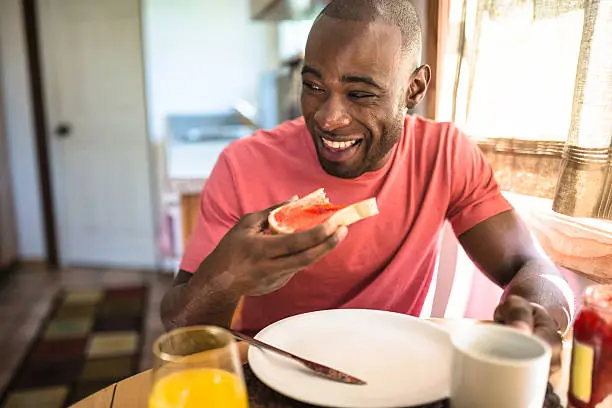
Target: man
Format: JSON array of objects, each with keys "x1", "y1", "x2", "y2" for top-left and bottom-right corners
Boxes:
[{"x1": 161, "y1": 0, "x2": 573, "y2": 365}]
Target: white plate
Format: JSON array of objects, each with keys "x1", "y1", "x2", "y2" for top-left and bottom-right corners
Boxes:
[{"x1": 248, "y1": 309, "x2": 452, "y2": 408}]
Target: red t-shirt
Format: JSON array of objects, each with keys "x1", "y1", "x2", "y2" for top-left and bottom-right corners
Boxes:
[{"x1": 180, "y1": 115, "x2": 512, "y2": 332}]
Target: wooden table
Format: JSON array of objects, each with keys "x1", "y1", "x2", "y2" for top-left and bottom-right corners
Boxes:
[{"x1": 71, "y1": 319, "x2": 572, "y2": 408}]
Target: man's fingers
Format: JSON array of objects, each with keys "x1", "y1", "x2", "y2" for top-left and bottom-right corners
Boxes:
[
  {"x1": 532, "y1": 306, "x2": 563, "y2": 370},
  {"x1": 262, "y1": 222, "x2": 340, "y2": 258},
  {"x1": 249, "y1": 228, "x2": 346, "y2": 291},
  {"x1": 271, "y1": 226, "x2": 348, "y2": 270},
  {"x1": 495, "y1": 296, "x2": 563, "y2": 371},
  {"x1": 494, "y1": 295, "x2": 534, "y2": 334}
]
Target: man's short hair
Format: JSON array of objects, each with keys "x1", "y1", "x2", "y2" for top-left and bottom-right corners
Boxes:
[{"x1": 318, "y1": 0, "x2": 422, "y2": 60}]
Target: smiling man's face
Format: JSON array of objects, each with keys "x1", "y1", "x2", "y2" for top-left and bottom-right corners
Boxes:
[{"x1": 301, "y1": 16, "x2": 427, "y2": 179}]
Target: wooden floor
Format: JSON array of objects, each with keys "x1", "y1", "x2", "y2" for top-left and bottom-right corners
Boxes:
[{"x1": 0, "y1": 263, "x2": 173, "y2": 397}]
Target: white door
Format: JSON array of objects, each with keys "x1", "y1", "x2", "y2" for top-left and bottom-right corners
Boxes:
[{"x1": 38, "y1": 0, "x2": 157, "y2": 268}]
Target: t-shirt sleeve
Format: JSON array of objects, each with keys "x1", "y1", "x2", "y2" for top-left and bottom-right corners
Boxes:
[
  {"x1": 179, "y1": 151, "x2": 242, "y2": 273},
  {"x1": 445, "y1": 126, "x2": 513, "y2": 236}
]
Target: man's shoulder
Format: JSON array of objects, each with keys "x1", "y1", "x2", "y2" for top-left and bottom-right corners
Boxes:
[
  {"x1": 221, "y1": 117, "x2": 308, "y2": 164},
  {"x1": 406, "y1": 114, "x2": 466, "y2": 155},
  {"x1": 408, "y1": 114, "x2": 460, "y2": 139}
]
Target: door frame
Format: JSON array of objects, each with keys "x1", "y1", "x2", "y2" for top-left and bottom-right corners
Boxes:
[
  {"x1": 28, "y1": 0, "x2": 159, "y2": 268},
  {"x1": 21, "y1": 0, "x2": 58, "y2": 267}
]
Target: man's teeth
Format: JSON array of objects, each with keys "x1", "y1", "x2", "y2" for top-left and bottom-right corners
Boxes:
[{"x1": 322, "y1": 138, "x2": 358, "y2": 150}]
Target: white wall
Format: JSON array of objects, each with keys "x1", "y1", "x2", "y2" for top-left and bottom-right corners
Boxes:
[
  {"x1": 277, "y1": 20, "x2": 312, "y2": 61},
  {"x1": 0, "y1": 0, "x2": 46, "y2": 260},
  {"x1": 142, "y1": 0, "x2": 279, "y2": 142}
]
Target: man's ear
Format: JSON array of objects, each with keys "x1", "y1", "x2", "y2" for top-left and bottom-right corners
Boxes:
[{"x1": 405, "y1": 65, "x2": 431, "y2": 109}]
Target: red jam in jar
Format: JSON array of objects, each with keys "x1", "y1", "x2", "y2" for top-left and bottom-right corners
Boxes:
[{"x1": 568, "y1": 284, "x2": 612, "y2": 408}]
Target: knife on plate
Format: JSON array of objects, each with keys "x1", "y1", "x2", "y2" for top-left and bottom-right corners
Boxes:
[{"x1": 229, "y1": 329, "x2": 367, "y2": 385}]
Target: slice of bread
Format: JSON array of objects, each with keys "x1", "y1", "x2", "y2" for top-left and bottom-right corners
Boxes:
[
  {"x1": 268, "y1": 188, "x2": 379, "y2": 234},
  {"x1": 326, "y1": 197, "x2": 379, "y2": 228}
]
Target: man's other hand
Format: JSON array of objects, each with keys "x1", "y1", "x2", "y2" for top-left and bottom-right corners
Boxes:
[{"x1": 494, "y1": 295, "x2": 563, "y2": 371}]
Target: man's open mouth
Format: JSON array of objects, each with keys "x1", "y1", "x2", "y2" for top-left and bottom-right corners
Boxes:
[
  {"x1": 318, "y1": 135, "x2": 364, "y2": 163},
  {"x1": 320, "y1": 136, "x2": 363, "y2": 151}
]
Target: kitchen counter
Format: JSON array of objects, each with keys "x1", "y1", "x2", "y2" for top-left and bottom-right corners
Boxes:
[{"x1": 167, "y1": 178, "x2": 206, "y2": 195}]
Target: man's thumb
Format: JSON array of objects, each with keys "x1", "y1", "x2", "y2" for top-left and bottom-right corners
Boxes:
[{"x1": 243, "y1": 196, "x2": 299, "y2": 231}]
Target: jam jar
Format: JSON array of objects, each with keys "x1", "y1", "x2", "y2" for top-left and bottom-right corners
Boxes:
[{"x1": 568, "y1": 284, "x2": 612, "y2": 408}]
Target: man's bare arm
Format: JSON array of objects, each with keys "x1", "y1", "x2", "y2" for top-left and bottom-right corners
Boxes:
[
  {"x1": 458, "y1": 209, "x2": 574, "y2": 332},
  {"x1": 160, "y1": 268, "x2": 241, "y2": 331}
]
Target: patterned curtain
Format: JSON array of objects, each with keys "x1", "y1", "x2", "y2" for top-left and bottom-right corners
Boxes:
[{"x1": 439, "y1": 0, "x2": 612, "y2": 220}]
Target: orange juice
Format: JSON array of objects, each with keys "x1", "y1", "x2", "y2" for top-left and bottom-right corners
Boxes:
[{"x1": 149, "y1": 368, "x2": 248, "y2": 408}]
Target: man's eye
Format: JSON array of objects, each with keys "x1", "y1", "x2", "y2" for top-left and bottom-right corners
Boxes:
[
  {"x1": 303, "y1": 81, "x2": 324, "y2": 93},
  {"x1": 350, "y1": 92, "x2": 375, "y2": 99}
]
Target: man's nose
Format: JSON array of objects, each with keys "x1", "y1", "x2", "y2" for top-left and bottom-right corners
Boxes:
[{"x1": 313, "y1": 94, "x2": 351, "y2": 131}]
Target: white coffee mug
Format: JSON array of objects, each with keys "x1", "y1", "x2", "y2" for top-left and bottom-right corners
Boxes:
[{"x1": 450, "y1": 323, "x2": 552, "y2": 408}]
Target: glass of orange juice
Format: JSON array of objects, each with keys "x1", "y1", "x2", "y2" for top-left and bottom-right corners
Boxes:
[{"x1": 149, "y1": 325, "x2": 248, "y2": 408}]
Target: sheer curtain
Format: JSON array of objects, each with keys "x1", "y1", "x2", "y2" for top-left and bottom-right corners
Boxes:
[{"x1": 438, "y1": 0, "x2": 612, "y2": 220}]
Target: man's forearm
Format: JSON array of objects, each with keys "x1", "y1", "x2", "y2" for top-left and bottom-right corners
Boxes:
[
  {"x1": 160, "y1": 268, "x2": 241, "y2": 331},
  {"x1": 501, "y1": 259, "x2": 575, "y2": 333}
]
